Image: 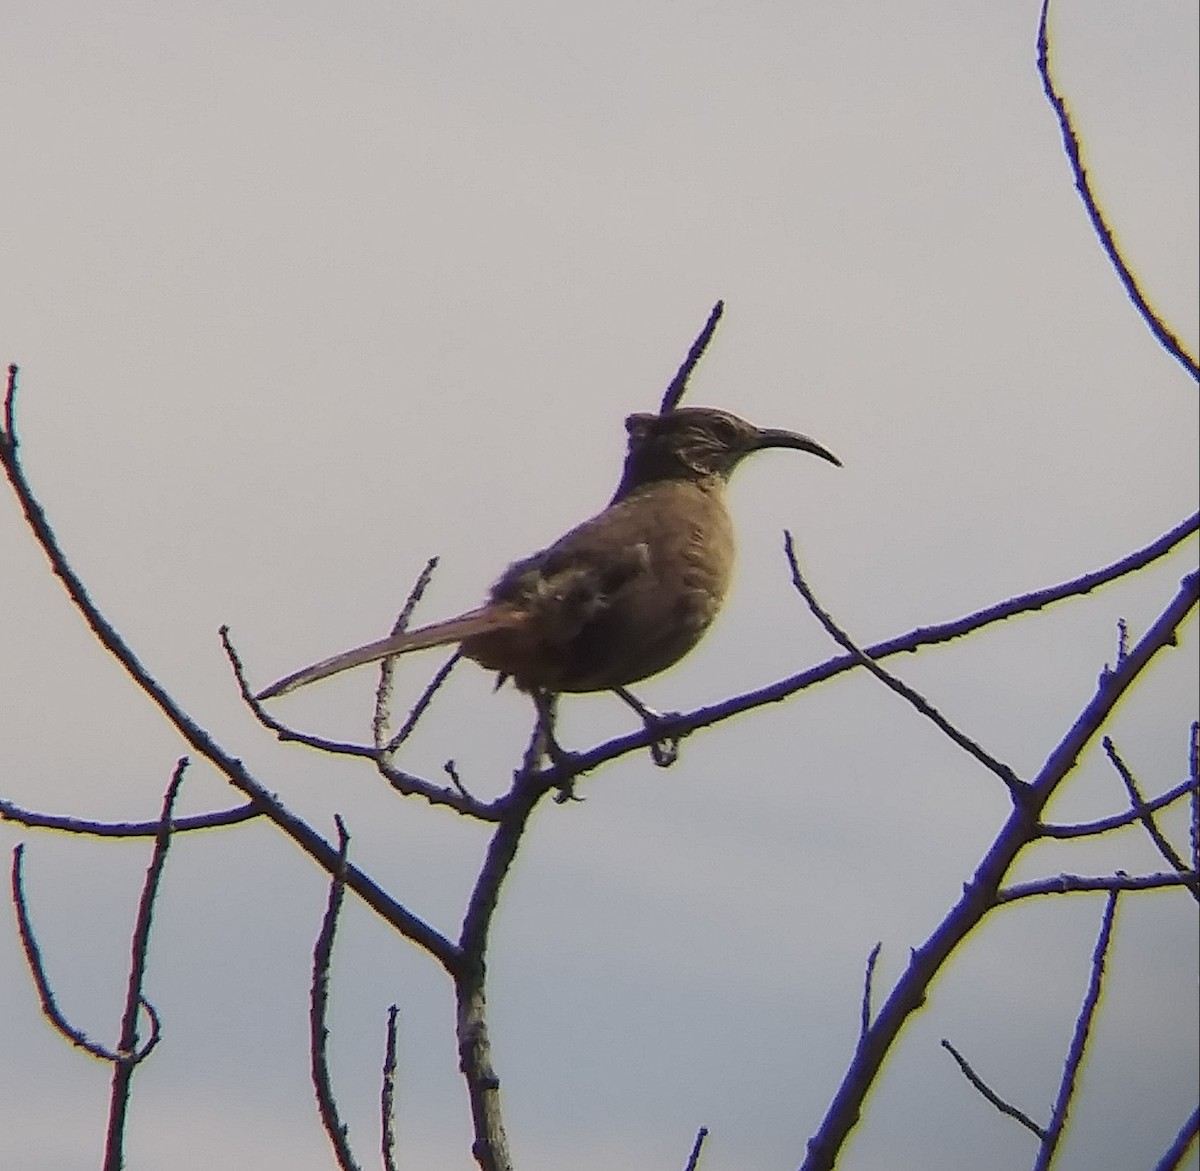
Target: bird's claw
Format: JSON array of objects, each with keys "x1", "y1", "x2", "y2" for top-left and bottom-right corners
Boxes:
[
  {"x1": 642, "y1": 710, "x2": 683, "y2": 768},
  {"x1": 541, "y1": 732, "x2": 586, "y2": 801}
]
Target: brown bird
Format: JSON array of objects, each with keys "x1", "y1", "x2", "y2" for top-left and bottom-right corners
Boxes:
[{"x1": 256, "y1": 407, "x2": 839, "y2": 705}]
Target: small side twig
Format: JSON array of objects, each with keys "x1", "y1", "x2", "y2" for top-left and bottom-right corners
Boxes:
[
  {"x1": 1033, "y1": 890, "x2": 1119, "y2": 1171},
  {"x1": 1037, "y1": 1, "x2": 1198, "y2": 379},
  {"x1": 1189, "y1": 722, "x2": 1198, "y2": 873},
  {"x1": 1036, "y1": 779, "x2": 1194, "y2": 839},
  {"x1": 659, "y1": 301, "x2": 725, "y2": 414},
  {"x1": 381, "y1": 1005, "x2": 401, "y2": 1171},
  {"x1": 226, "y1": 624, "x2": 493, "y2": 819},
  {"x1": 682, "y1": 1125, "x2": 710, "y2": 1171},
  {"x1": 373, "y1": 557, "x2": 440, "y2": 749},
  {"x1": 784, "y1": 533, "x2": 1027, "y2": 799},
  {"x1": 222, "y1": 626, "x2": 381, "y2": 759},
  {"x1": 382, "y1": 650, "x2": 463, "y2": 754},
  {"x1": 1103, "y1": 737, "x2": 1194, "y2": 897},
  {"x1": 105, "y1": 759, "x2": 187, "y2": 1171},
  {"x1": 996, "y1": 871, "x2": 1197, "y2": 905},
  {"x1": 1155, "y1": 1107, "x2": 1200, "y2": 1171},
  {"x1": 859, "y1": 942, "x2": 882, "y2": 1042},
  {"x1": 940, "y1": 1038, "x2": 1046, "y2": 1139},
  {"x1": 1, "y1": 796, "x2": 262, "y2": 837},
  {"x1": 11, "y1": 844, "x2": 121, "y2": 1061},
  {"x1": 310, "y1": 816, "x2": 363, "y2": 1171}
]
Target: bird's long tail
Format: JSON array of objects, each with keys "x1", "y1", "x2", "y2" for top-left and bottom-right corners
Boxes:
[{"x1": 255, "y1": 605, "x2": 521, "y2": 700}]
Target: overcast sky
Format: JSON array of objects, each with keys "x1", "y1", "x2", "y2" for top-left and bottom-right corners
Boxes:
[{"x1": 2, "y1": 2, "x2": 1197, "y2": 1170}]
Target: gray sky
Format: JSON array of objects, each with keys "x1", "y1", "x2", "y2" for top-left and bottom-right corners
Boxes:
[{"x1": 2, "y1": 2, "x2": 1197, "y2": 1169}]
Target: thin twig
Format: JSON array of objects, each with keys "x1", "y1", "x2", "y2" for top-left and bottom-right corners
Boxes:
[
  {"x1": 226, "y1": 623, "x2": 493, "y2": 818},
  {"x1": 1037, "y1": 1, "x2": 1198, "y2": 380},
  {"x1": 381, "y1": 1005, "x2": 401, "y2": 1171},
  {"x1": 1114, "y1": 618, "x2": 1129, "y2": 667},
  {"x1": 382, "y1": 650, "x2": 462, "y2": 754},
  {"x1": 1, "y1": 796, "x2": 262, "y2": 837},
  {"x1": 1189, "y1": 722, "x2": 1199, "y2": 872},
  {"x1": 376, "y1": 755, "x2": 496, "y2": 818},
  {"x1": 859, "y1": 943, "x2": 882, "y2": 1042},
  {"x1": 374, "y1": 557, "x2": 440, "y2": 749},
  {"x1": 996, "y1": 871, "x2": 1196, "y2": 905},
  {"x1": 1103, "y1": 738, "x2": 1193, "y2": 896},
  {"x1": 1036, "y1": 779, "x2": 1193, "y2": 839},
  {"x1": 310, "y1": 816, "x2": 362, "y2": 1171},
  {"x1": 222, "y1": 626, "x2": 381, "y2": 759},
  {"x1": 11, "y1": 844, "x2": 122, "y2": 1061},
  {"x1": 940, "y1": 1039, "x2": 1046, "y2": 1139},
  {"x1": 1033, "y1": 890, "x2": 1119, "y2": 1171},
  {"x1": 660, "y1": 301, "x2": 725, "y2": 414},
  {"x1": 682, "y1": 1126, "x2": 710, "y2": 1171},
  {"x1": 104, "y1": 759, "x2": 187, "y2": 1171},
  {"x1": 1154, "y1": 1107, "x2": 1200, "y2": 1171},
  {"x1": 785, "y1": 533, "x2": 1027, "y2": 798}
]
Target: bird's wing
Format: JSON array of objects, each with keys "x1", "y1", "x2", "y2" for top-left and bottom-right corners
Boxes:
[{"x1": 255, "y1": 605, "x2": 523, "y2": 700}]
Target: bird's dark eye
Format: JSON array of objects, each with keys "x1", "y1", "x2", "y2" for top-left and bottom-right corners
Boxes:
[{"x1": 710, "y1": 417, "x2": 740, "y2": 446}]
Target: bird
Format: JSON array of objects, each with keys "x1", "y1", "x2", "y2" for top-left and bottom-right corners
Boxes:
[{"x1": 256, "y1": 407, "x2": 839, "y2": 708}]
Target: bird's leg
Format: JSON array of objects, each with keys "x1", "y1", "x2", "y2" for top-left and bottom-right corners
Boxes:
[
  {"x1": 612, "y1": 687, "x2": 683, "y2": 768},
  {"x1": 530, "y1": 690, "x2": 582, "y2": 801}
]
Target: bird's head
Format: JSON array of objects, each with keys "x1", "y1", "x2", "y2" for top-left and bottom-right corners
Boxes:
[{"x1": 614, "y1": 406, "x2": 840, "y2": 495}]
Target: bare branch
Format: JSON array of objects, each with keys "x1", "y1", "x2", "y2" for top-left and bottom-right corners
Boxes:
[
  {"x1": 801, "y1": 573, "x2": 1199, "y2": 1171},
  {"x1": 105, "y1": 759, "x2": 187, "y2": 1171},
  {"x1": 997, "y1": 870, "x2": 1197, "y2": 904},
  {"x1": 374, "y1": 557, "x2": 440, "y2": 749},
  {"x1": 940, "y1": 1038, "x2": 1045, "y2": 1139},
  {"x1": 377, "y1": 752, "x2": 500, "y2": 819},
  {"x1": 659, "y1": 301, "x2": 724, "y2": 415},
  {"x1": 381, "y1": 1005, "x2": 401, "y2": 1171},
  {"x1": 682, "y1": 1126, "x2": 710, "y2": 1171},
  {"x1": 454, "y1": 774, "x2": 553, "y2": 1171},
  {"x1": 225, "y1": 623, "x2": 494, "y2": 818},
  {"x1": 1026, "y1": 574, "x2": 1198, "y2": 804},
  {"x1": 1155, "y1": 1107, "x2": 1200, "y2": 1171},
  {"x1": 11, "y1": 843, "x2": 122, "y2": 1062},
  {"x1": 1190, "y1": 722, "x2": 1199, "y2": 873},
  {"x1": 310, "y1": 816, "x2": 363, "y2": 1171},
  {"x1": 1, "y1": 796, "x2": 262, "y2": 837},
  {"x1": 1034, "y1": 891, "x2": 1119, "y2": 1171},
  {"x1": 0, "y1": 392, "x2": 459, "y2": 969},
  {"x1": 859, "y1": 943, "x2": 882, "y2": 1042},
  {"x1": 785, "y1": 533, "x2": 1027, "y2": 798},
  {"x1": 381, "y1": 649, "x2": 462, "y2": 754},
  {"x1": 4, "y1": 363, "x2": 17, "y2": 438},
  {"x1": 1037, "y1": 1, "x2": 1199, "y2": 379},
  {"x1": 1036, "y1": 779, "x2": 1194, "y2": 839},
  {"x1": 1103, "y1": 738, "x2": 1194, "y2": 897},
  {"x1": 222, "y1": 626, "x2": 381, "y2": 760}
]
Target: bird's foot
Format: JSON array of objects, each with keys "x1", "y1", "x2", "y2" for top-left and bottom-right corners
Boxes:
[
  {"x1": 645, "y1": 716, "x2": 683, "y2": 768},
  {"x1": 528, "y1": 690, "x2": 585, "y2": 801},
  {"x1": 613, "y1": 687, "x2": 684, "y2": 768},
  {"x1": 544, "y1": 735, "x2": 586, "y2": 803}
]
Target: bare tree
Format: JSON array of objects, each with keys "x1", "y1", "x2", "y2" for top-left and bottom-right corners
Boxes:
[{"x1": 1, "y1": 4, "x2": 1195, "y2": 1169}]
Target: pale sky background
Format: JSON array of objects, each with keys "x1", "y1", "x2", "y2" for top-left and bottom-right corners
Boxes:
[{"x1": 1, "y1": 2, "x2": 1197, "y2": 1170}]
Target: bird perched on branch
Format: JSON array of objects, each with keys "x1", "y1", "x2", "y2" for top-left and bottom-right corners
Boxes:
[{"x1": 256, "y1": 407, "x2": 839, "y2": 708}]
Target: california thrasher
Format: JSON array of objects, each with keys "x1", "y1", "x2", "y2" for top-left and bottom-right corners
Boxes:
[{"x1": 256, "y1": 407, "x2": 839, "y2": 706}]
